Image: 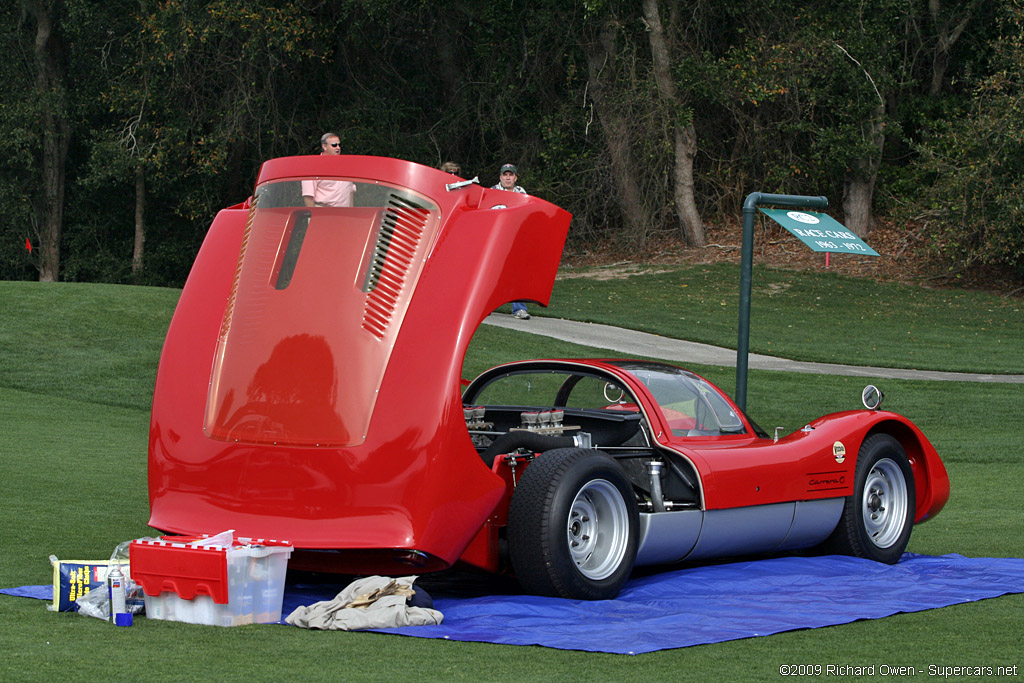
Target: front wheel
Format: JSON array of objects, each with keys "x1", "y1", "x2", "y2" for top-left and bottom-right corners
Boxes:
[
  {"x1": 824, "y1": 433, "x2": 915, "y2": 564},
  {"x1": 508, "y1": 448, "x2": 639, "y2": 600}
]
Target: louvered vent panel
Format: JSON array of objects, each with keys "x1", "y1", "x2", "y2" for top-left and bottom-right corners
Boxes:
[{"x1": 361, "y1": 195, "x2": 430, "y2": 339}]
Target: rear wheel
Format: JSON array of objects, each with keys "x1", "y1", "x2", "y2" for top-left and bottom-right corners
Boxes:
[
  {"x1": 508, "y1": 448, "x2": 638, "y2": 600},
  {"x1": 824, "y1": 433, "x2": 915, "y2": 564}
]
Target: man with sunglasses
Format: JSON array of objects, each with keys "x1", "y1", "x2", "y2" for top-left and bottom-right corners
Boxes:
[{"x1": 302, "y1": 132, "x2": 356, "y2": 207}]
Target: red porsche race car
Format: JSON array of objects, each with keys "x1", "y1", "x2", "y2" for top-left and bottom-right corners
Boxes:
[{"x1": 148, "y1": 155, "x2": 950, "y2": 600}]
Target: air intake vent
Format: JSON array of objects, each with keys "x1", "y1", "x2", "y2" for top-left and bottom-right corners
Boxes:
[{"x1": 361, "y1": 195, "x2": 430, "y2": 339}]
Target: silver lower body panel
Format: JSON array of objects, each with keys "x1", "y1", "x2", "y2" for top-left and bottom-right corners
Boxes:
[{"x1": 634, "y1": 498, "x2": 845, "y2": 567}]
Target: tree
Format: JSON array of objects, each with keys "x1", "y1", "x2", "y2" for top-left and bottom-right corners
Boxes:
[
  {"x1": 63, "y1": 0, "x2": 158, "y2": 280},
  {"x1": 694, "y1": 1, "x2": 913, "y2": 238},
  {"x1": 832, "y1": 42, "x2": 887, "y2": 239},
  {"x1": 0, "y1": 0, "x2": 1015, "y2": 286},
  {"x1": 26, "y1": 0, "x2": 69, "y2": 282},
  {"x1": 926, "y1": 0, "x2": 984, "y2": 96},
  {"x1": 582, "y1": 17, "x2": 651, "y2": 244},
  {"x1": 912, "y1": 2, "x2": 1024, "y2": 278},
  {"x1": 0, "y1": 5, "x2": 41, "y2": 281},
  {"x1": 67, "y1": 0, "x2": 329, "y2": 284},
  {"x1": 641, "y1": 0, "x2": 705, "y2": 247}
]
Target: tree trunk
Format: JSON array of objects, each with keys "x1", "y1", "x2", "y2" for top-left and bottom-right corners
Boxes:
[
  {"x1": 132, "y1": 164, "x2": 146, "y2": 275},
  {"x1": 842, "y1": 105, "x2": 886, "y2": 238},
  {"x1": 584, "y1": 25, "x2": 649, "y2": 244},
  {"x1": 29, "y1": 0, "x2": 69, "y2": 283},
  {"x1": 928, "y1": 0, "x2": 975, "y2": 96},
  {"x1": 642, "y1": 0, "x2": 705, "y2": 247}
]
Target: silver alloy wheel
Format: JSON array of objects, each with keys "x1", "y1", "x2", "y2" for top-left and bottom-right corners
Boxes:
[
  {"x1": 567, "y1": 479, "x2": 630, "y2": 580},
  {"x1": 861, "y1": 457, "x2": 910, "y2": 548}
]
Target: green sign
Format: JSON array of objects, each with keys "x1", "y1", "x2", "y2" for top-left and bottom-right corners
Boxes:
[{"x1": 759, "y1": 208, "x2": 879, "y2": 256}]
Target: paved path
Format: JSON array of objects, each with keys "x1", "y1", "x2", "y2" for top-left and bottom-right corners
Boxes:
[{"x1": 483, "y1": 314, "x2": 1024, "y2": 384}]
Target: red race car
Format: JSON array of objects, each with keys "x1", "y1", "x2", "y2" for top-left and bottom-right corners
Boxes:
[{"x1": 148, "y1": 155, "x2": 949, "y2": 600}]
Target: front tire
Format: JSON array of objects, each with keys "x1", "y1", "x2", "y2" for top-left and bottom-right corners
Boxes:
[
  {"x1": 825, "y1": 433, "x2": 915, "y2": 564},
  {"x1": 508, "y1": 448, "x2": 639, "y2": 600}
]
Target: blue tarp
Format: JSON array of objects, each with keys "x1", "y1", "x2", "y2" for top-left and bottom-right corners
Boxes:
[
  {"x1": 8, "y1": 553, "x2": 1024, "y2": 654},
  {"x1": 291, "y1": 553, "x2": 1024, "y2": 654}
]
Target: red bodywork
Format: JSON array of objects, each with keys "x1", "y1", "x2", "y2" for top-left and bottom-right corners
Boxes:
[
  {"x1": 678, "y1": 410, "x2": 949, "y2": 519},
  {"x1": 597, "y1": 360, "x2": 949, "y2": 519},
  {"x1": 149, "y1": 155, "x2": 949, "y2": 578},
  {"x1": 149, "y1": 155, "x2": 570, "y2": 573},
  {"x1": 457, "y1": 358, "x2": 948, "y2": 569}
]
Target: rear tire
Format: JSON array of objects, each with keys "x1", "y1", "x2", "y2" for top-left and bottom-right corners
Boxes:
[
  {"x1": 824, "y1": 433, "x2": 915, "y2": 564},
  {"x1": 508, "y1": 448, "x2": 638, "y2": 600}
]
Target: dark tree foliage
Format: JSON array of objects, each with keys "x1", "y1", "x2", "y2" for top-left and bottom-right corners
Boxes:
[
  {"x1": 910, "y1": 2, "x2": 1024, "y2": 279},
  {"x1": 0, "y1": 0, "x2": 1016, "y2": 285}
]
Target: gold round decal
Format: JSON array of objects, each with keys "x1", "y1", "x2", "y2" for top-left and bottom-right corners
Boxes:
[{"x1": 833, "y1": 441, "x2": 846, "y2": 463}]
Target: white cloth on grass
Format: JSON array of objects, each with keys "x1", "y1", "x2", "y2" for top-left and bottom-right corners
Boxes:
[{"x1": 285, "y1": 575, "x2": 442, "y2": 630}]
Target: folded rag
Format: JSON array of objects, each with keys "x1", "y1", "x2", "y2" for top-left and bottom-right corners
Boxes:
[{"x1": 285, "y1": 575, "x2": 443, "y2": 630}]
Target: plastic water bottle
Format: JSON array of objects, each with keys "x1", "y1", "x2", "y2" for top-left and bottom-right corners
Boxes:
[{"x1": 108, "y1": 564, "x2": 126, "y2": 623}]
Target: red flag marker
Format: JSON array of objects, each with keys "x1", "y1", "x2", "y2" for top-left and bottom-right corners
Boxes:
[{"x1": 25, "y1": 238, "x2": 32, "y2": 253}]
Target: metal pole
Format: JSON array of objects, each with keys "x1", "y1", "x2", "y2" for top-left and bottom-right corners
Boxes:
[{"x1": 736, "y1": 193, "x2": 828, "y2": 411}]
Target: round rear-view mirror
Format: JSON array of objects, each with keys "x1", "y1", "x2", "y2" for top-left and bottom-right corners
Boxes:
[{"x1": 862, "y1": 385, "x2": 884, "y2": 410}]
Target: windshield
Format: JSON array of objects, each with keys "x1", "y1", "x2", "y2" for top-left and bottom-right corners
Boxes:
[{"x1": 608, "y1": 361, "x2": 746, "y2": 437}]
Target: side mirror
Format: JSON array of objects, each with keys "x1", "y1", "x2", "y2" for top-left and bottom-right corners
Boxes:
[
  {"x1": 862, "y1": 385, "x2": 884, "y2": 410},
  {"x1": 603, "y1": 383, "x2": 625, "y2": 403}
]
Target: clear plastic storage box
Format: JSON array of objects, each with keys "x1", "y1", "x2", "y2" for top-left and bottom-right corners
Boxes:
[{"x1": 130, "y1": 536, "x2": 292, "y2": 626}]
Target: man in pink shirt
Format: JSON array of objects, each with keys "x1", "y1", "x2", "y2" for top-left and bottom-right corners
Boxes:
[{"x1": 302, "y1": 132, "x2": 356, "y2": 207}]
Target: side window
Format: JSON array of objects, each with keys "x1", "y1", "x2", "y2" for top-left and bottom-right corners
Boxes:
[
  {"x1": 700, "y1": 387, "x2": 745, "y2": 433},
  {"x1": 649, "y1": 379, "x2": 700, "y2": 434},
  {"x1": 472, "y1": 372, "x2": 565, "y2": 406}
]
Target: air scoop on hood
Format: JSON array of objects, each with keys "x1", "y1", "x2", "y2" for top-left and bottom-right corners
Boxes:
[{"x1": 204, "y1": 184, "x2": 440, "y2": 448}]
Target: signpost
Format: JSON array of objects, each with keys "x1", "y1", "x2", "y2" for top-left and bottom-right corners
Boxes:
[
  {"x1": 734, "y1": 193, "x2": 878, "y2": 412},
  {"x1": 758, "y1": 208, "x2": 879, "y2": 256}
]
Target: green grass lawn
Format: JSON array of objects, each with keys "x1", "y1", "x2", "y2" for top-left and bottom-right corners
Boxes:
[
  {"x1": 542, "y1": 263, "x2": 1024, "y2": 375},
  {"x1": 0, "y1": 280, "x2": 1021, "y2": 681}
]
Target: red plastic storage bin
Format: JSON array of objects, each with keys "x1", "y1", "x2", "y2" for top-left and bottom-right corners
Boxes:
[{"x1": 130, "y1": 536, "x2": 292, "y2": 626}]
